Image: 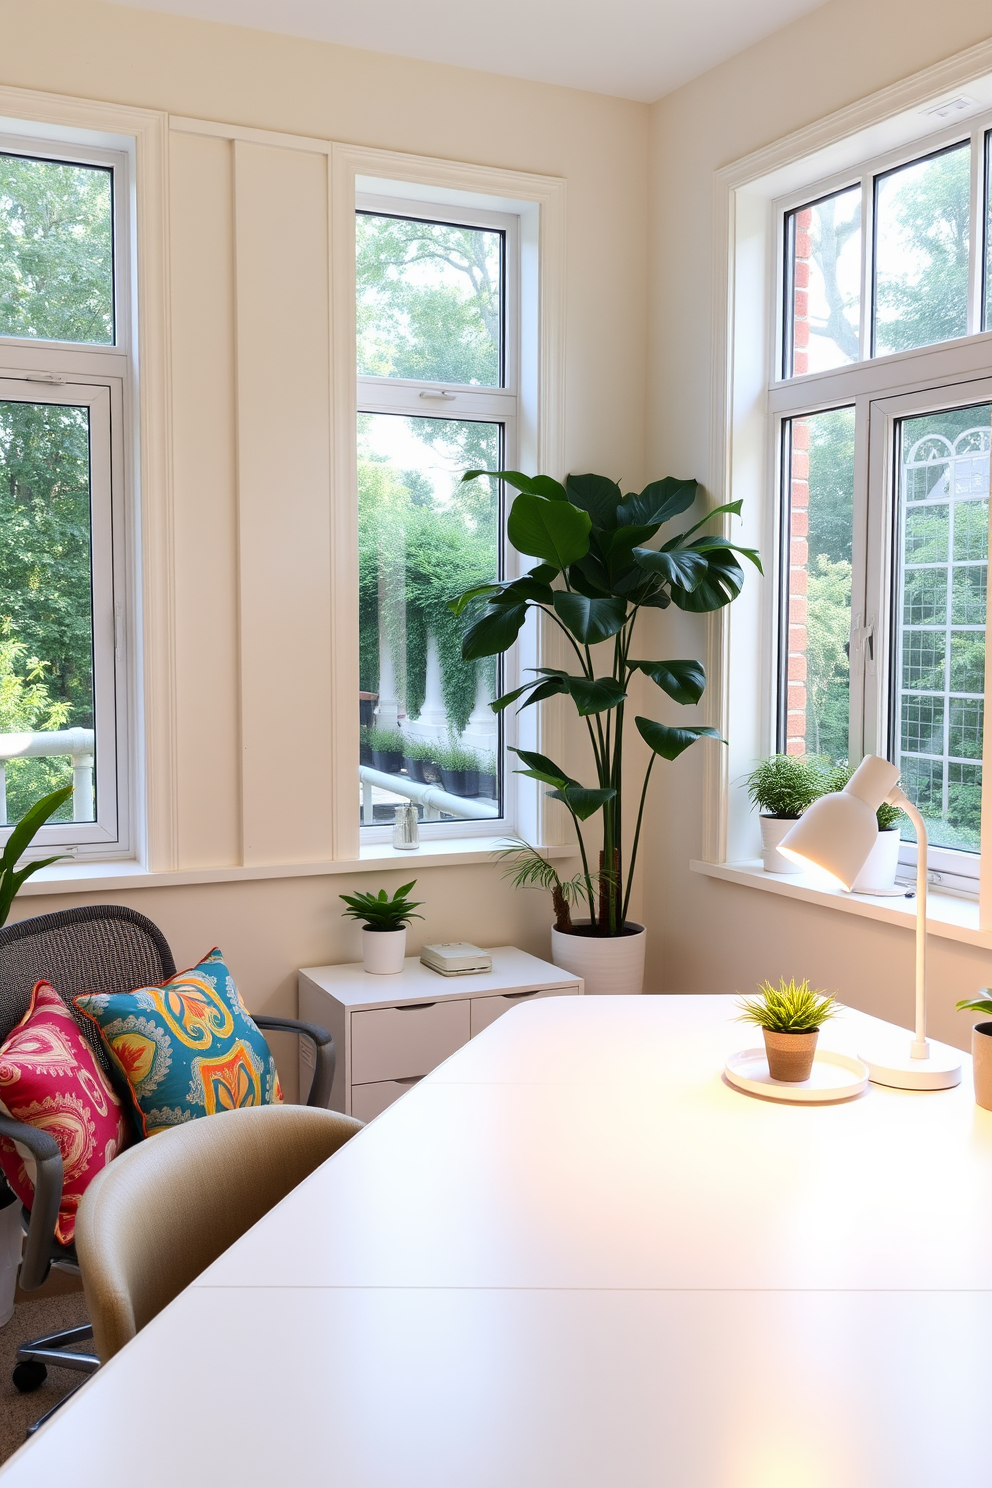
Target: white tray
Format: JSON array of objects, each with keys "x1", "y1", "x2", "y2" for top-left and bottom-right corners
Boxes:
[{"x1": 724, "y1": 1047, "x2": 869, "y2": 1103}]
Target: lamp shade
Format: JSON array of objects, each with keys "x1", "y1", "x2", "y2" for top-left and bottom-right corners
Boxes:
[{"x1": 777, "y1": 755, "x2": 901, "y2": 891}]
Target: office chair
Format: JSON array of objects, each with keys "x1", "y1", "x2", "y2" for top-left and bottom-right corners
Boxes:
[
  {"x1": 0, "y1": 904, "x2": 336, "y2": 1409},
  {"x1": 76, "y1": 1102, "x2": 361, "y2": 1361}
]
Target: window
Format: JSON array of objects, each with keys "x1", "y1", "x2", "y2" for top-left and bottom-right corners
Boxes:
[
  {"x1": 0, "y1": 136, "x2": 132, "y2": 855},
  {"x1": 772, "y1": 118, "x2": 992, "y2": 890},
  {"x1": 356, "y1": 199, "x2": 517, "y2": 837}
]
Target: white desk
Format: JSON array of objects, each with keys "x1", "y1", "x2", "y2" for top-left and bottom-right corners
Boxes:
[{"x1": 3, "y1": 995, "x2": 991, "y2": 1486}]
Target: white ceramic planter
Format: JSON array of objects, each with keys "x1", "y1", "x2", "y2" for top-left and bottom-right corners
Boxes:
[
  {"x1": 0, "y1": 1198, "x2": 21, "y2": 1328},
  {"x1": 551, "y1": 921, "x2": 646, "y2": 995},
  {"x1": 362, "y1": 926, "x2": 407, "y2": 975},
  {"x1": 760, "y1": 815, "x2": 802, "y2": 873},
  {"x1": 851, "y1": 827, "x2": 901, "y2": 893}
]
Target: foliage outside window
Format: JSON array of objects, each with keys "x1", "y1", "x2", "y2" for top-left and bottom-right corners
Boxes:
[
  {"x1": 775, "y1": 121, "x2": 992, "y2": 881},
  {"x1": 0, "y1": 139, "x2": 127, "y2": 852},
  {"x1": 356, "y1": 206, "x2": 511, "y2": 832}
]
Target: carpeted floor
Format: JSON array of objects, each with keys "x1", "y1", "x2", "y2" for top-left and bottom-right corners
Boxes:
[{"x1": 0, "y1": 1289, "x2": 91, "y2": 1464}]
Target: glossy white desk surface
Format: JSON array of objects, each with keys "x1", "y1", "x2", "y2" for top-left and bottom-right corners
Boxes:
[{"x1": 4, "y1": 994, "x2": 990, "y2": 1487}]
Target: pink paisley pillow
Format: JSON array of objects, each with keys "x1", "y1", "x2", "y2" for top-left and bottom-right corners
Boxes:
[{"x1": 0, "y1": 981, "x2": 129, "y2": 1245}]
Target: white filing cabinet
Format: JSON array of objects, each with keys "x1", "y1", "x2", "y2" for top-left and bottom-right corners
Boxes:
[{"x1": 298, "y1": 946, "x2": 583, "y2": 1120}]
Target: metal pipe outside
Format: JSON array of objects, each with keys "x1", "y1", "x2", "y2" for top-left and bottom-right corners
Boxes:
[{"x1": 358, "y1": 766, "x2": 498, "y2": 821}]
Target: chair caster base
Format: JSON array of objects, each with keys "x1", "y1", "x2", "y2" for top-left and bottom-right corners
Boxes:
[{"x1": 13, "y1": 1359, "x2": 48, "y2": 1392}]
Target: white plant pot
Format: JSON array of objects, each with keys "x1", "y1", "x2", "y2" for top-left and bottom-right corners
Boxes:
[
  {"x1": 760, "y1": 815, "x2": 803, "y2": 873},
  {"x1": 551, "y1": 921, "x2": 646, "y2": 995},
  {"x1": 362, "y1": 926, "x2": 408, "y2": 975},
  {"x1": 851, "y1": 827, "x2": 901, "y2": 893},
  {"x1": 0, "y1": 1197, "x2": 21, "y2": 1328}
]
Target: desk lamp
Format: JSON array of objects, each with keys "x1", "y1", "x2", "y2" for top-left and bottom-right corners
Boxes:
[{"x1": 778, "y1": 755, "x2": 961, "y2": 1091}]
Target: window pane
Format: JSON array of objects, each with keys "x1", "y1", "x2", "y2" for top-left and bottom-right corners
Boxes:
[
  {"x1": 784, "y1": 187, "x2": 861, "y2": 377},
  {"x1": 780, "y1": 407, "x2": 855, "y2": 764},
  {"x1": 357, "y1": 213, "x2": 503, "y2": 386},
  {"x1": 874, "y1": 143, "x2": 970, "y2": 357},
  {"x1": 358, "y1": 413, "x2": 501, "y2": 828},
  {"x1": 895, "y1": 404, "x2": 990, "y2": 855},
  {"x1": 0, "y1": 400, "x2": 95, "y2": 822},
  {"x1": 0, "y1": 155, "x2": 113, "y2": 345}
]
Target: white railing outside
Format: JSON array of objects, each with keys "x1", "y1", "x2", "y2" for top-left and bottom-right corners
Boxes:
[
  {"x1": 359, "y1": 765, "x2": 498, "y2": 827},
  {"x1": 0, "y1": 728, "x2": 94, "y2": 826}
]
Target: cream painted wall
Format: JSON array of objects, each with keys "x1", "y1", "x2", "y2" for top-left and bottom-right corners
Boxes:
[
  {"x1": 0, "y1": 0, "x2": 648, "y2": 1095},
  {"x1": 644, "y1": 0, "x2": 992, "y2": 1050}
]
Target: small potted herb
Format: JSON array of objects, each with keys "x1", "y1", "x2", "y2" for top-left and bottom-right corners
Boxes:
[
  {"x1": 955, "y1": 992, "x2": 992, "y2": 1111},
  {"x1": 824, "y1": 764, "x2": 903, "y2": 892},
  {"x1": 736, "y1": 977, "x2": 838, "y2": 1083},
  {"x1": 340, "y1": 880, "x2": 424, "y2": 975},
  {"x1": 744, "y1": 755, "x2": 824, "y2": 873},
  {"x1": 436, "y1": 742, "x2": 479, "y2": 798},
  {"x1": 368, "y1": 726, "x2": 405, "y2": 774},
  {"x1": 477, "y1": 751, "x2": 497, "y2": 800},
  {"x1": 401, "y1": 736, "x2": 432, "y2": 784}
]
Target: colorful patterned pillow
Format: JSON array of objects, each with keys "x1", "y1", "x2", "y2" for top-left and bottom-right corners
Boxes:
[
  {"x1": 0, "y1": 982, "x2": 130, "y2": 1245},
  {"x1": 74, "y1": 948, "x2": 283, "y2": 1138}
]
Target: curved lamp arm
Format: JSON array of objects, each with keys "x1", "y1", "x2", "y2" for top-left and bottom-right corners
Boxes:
[{"x1": 887, "y1": 785, "x2": 929, "y2": 1059}]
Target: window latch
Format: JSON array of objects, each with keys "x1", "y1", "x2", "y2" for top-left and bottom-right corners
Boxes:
[
  {"x1": 25, "y1": 371, "x2": 66, "y2": 385},
  {"x1": 418, "y1": 389, "x2": 456, "y2": 401},
  {"x1": 864, "y1": 618, "x2": 875, "y2": 663}
]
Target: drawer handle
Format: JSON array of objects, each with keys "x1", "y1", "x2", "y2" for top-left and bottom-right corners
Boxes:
[
  {"x1": 502, "y1": 990, "x2": 539, "y2": 1000},
  {"x1": 395, "y1": 1002, "x2": 436, "y2": 1012},
  {"x1": 395, "y1": 1076, "x2": 423, "y2": 1086}
]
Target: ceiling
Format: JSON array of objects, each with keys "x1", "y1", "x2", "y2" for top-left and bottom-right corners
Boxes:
[{"x1": 108, "y1": 0, "x2": 833, "y2": 103}]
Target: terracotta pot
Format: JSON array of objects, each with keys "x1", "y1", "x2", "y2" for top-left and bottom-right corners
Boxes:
[
  {"x1": 551, "y1": 921, "x2": 646, "y2": 995},
  {"x1": 362, "y1": 926, "x2": 407, "y2": 975},
  {"x1": 851, "y1": 827, "x2": 901, "y2": 892},
  {"x1": 972, "y1": 1022, "x2": 992, "y2": 1111},
  {"x1": 760, "y1": 815, "x2": 802, "y2": 873},
  {"x1": 762, "y1": 1027, "x2": 819, "y2": 1082}
]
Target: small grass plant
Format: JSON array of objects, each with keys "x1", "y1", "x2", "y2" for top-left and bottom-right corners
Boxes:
[
  {"x1": 367, "y1": 726, "x2": 406, "y2": 756},
  {"x1": 340, "y1": 880, "x2": 424, "y2": 932},
  {"x1": 736, "y1": 977, "x2": 838, "y2": 1033}
]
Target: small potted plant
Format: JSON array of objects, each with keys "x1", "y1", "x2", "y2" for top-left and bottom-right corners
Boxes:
[
  {"x1": 436, "y1": 742, "x2": 479, "y2": 798},
  {"x1": 368, "y1": 726, "x2": 405, "y2": 774},
  {"x1": 401, "y1": 736, "x2": 431, "y2": 784},
  {"x1": 824, "y1": 764, "x2": 904, "y2": 892},
  {"x1": 477, "y1": 751, "x2": 497, "y2": 800},
  {"x1": 736, "y1": 977, "x2": 838, "y2": 1082},
  {"x1": 340, "y1": 880, "x2": 424, "y2": 975},
  {"x1": 955, "y1": 992, "x2": 992, "y2": 1110},
  {"x1": 744, "y1": 755, "x2": 825, "y2": 872}
]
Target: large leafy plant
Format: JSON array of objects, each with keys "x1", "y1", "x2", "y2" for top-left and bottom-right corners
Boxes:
[
  {"x1": 450, "y1": 471, "x2": 760, "y2": 935},
  {"x1": 0, "y1": 784, "x2": 73, "y2": 927}
]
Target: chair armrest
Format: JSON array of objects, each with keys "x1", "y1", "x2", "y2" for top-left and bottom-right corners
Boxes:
[
  {"x1": 0, "y1": 1114, "x2": 62, "y2": 1291},
  {"x1": 254, "y1": 1016, "x2": 336, "y2": 1110}
]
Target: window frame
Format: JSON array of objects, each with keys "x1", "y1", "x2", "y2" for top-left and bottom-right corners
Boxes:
[
  {"x1": 0, "y1": 130, "x2": 135, "y2": 859},
  {"x1": 769, "y1": 109, "x2": 992, "y2": 892},
  {"x1": 355, "y1": 189, "x2": 523, "y2": 846}
]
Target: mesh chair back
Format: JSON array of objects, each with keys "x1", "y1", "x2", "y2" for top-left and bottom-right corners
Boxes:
[{"x1": 0, "y1": 906, "x2": 176, "y2": 1076}]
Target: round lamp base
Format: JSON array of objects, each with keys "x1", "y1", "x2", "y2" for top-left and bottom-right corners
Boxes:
[{"x1": 858, "y1": 1039, "x2": 962, "y2": 1091}]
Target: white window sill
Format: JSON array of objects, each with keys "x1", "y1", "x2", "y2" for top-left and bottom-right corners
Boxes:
[
  {"x1": 14, "y1": 838, "x2": 578, "y2": 897},
  {"x1": 690, "y1": 858, "x2": 992, "y2": 950}
]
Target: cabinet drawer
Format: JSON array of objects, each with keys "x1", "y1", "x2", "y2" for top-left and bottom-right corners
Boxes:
[
  {"x1": 352, "y1": 1078, "x2": 421, "y2": 1123},
  {"x1": 351, "y1": 998, "x2": 470, "y2": 1084},
  {"x1": 470, "y1": 986, "x2": 576, "y2": 1037}
]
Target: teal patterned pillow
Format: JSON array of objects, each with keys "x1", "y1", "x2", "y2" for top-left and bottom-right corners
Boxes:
[{"x1": 74, "y1": 948, "x2": 283, "y2": 1137}]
